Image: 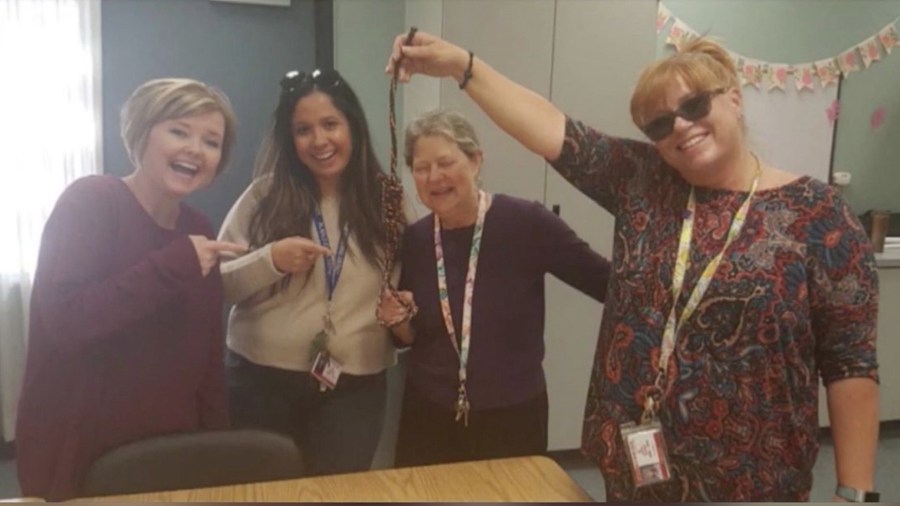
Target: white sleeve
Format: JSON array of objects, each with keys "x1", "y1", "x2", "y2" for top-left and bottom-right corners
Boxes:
[{"x1": 218, "y1": 180, "x2": 287, "y2": 305}]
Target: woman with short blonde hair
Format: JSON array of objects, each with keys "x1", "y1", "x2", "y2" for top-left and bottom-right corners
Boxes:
[{"x1": 16, "y1": 78, "x2": 244, "y2": 500}]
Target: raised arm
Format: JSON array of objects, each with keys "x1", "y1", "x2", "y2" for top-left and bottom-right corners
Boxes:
[{"x1": 387, "y1": 30, "x2": 566, "y2": 162}]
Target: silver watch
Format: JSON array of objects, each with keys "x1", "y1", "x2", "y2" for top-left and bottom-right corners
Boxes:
[{"x1": 835, "y1": 485, "x2": 880, "y2": 502}]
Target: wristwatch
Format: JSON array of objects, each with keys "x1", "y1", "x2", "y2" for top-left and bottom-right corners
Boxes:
[{"x1": 835, "y1": 485, "x2": 880, "y2": 502}]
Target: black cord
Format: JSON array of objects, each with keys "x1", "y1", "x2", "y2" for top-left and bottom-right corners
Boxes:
[{"x1": 459, "y1": 50, "x2": 474, "y2": 90}]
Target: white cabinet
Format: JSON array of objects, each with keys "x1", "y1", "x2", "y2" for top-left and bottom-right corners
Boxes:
[
  {"x1": 542, "y1": 0, "x2": 657, "y2": 450},
  {"x1": 439, "y1": 0, "x2": 554, "y2": 205}
]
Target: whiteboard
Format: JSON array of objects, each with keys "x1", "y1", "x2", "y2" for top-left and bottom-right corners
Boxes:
[{"x1": 742, "y1": 83, "x2": 838, "y2": 183}]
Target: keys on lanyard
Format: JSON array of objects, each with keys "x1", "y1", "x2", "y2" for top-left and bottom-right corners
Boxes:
[
  {"x1": 454, "y1": 382, "x2": 470, "y2": 427},
  {"x1": 434, "y1": 191, "x2": 490, "y2": 428}
]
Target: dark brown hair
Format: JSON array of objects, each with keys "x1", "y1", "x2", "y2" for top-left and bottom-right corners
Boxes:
[{"x1": 248, "y1": 70, "x2": 387, "y2": 267}]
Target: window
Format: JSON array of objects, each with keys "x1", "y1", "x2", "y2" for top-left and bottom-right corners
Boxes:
[
  {"x1": 0, "y1": 0, "x2": 101, "y2": 442},
  {"x1": 0, "y1": 0, "x2": 102, "y2": 277}
]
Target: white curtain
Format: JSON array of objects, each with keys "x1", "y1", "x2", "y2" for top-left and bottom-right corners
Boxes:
[{"x1": 0, "y1": 0, "x2": 102, "y2": 442}]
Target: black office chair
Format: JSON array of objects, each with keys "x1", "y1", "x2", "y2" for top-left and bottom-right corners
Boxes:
[{"x1": 81, "y1": 429, "x2": 304, "y2": 496}]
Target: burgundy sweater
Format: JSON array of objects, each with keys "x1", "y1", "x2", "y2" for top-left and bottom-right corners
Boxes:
[
  {"x1": 399, "y1": 194, "x2": 610, "y2": 411},
  {"x1": 15, "y1": 175, "x2": 228, "y2": 500}
]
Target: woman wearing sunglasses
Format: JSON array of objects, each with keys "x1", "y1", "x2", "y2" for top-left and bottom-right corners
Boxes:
[
  {"x1": 386, "y1": 34, "x2": 878, "y2": 502},
  {"x1": 218, "y1": 69, "x2": 404, "y2": 475}
]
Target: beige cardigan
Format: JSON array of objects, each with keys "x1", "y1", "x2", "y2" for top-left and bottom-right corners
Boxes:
[{"x1": 218, "y1": 179, "x2": 407, "y2": 375}]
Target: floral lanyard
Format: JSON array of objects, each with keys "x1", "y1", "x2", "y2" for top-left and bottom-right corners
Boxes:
[
  {"x1": 434, "y1": 190, "x2": 489, "y2": 427},
  {"x1": 643, "y1": 158, "x2": 761, "y2": 423}
]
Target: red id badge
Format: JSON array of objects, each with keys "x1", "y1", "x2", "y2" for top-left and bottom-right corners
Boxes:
[
  {"x1": 311, "y1": 351, "x2": 342, "y2": 391},
  {"x1": 620, "y1": 420, "x2": 672, "y2": 487}
]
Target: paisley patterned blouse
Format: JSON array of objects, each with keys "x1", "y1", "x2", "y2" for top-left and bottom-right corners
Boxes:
[{"x1": 550, "y1": 118, "x2": 879, "y2": 501}]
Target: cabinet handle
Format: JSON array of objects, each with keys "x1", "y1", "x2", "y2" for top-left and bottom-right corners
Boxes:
[{"x1": 551, "y1": 204, "x2": 560, "y2": 216}]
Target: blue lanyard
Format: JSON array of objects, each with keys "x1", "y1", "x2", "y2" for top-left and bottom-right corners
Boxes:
[{"x1": 312, "y1": 207, "x2": 348, "y2": 302}]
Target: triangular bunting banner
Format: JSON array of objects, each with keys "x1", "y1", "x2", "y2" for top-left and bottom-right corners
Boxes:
[
  {"x1": 816, "y1": 58, "x2": 841, "y2": 87},
  {"x1": 879, "y1": 23, "x2": 899, "y2": 54},
  {"x1": 657, "y1": 3, "x2": 673, "y2": 34},
  {"x1": 658, "y1": 3, "x2": 899, "y2": 92}
]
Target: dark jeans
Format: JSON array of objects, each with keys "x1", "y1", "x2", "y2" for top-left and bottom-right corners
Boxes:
[
  {"x1": 394, "y1": 381, "x2": 548, "y2": 468},
  {"x1": 226, "y1": 351, "x2": 387, "y2": 476}
]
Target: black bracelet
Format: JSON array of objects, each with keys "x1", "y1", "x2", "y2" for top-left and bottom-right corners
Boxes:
[{"x1": 458, "y1": 50, "x2": 474, "y2": 90}]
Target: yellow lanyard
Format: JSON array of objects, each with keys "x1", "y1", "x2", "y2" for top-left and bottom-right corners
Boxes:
[{"x1": 644, "y1": 161, "x2": 761, "y2": 422}]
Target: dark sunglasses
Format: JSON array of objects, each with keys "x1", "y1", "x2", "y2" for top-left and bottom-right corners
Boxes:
[
  {"x1": 640, "y1": 88, "x2": 726, "y2": 141},
  {"x1": 280, "y1": 68, "x2": 343, "y2": 95}
]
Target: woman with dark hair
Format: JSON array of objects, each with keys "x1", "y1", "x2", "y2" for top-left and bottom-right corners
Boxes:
[{"x1": 218, "y1": 69, "x2": 402, "y2": 475}]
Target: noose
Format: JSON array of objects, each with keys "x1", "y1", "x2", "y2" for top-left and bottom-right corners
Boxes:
[{"x1": 378, "y1": 27, "x2": 419, "y2": 323}]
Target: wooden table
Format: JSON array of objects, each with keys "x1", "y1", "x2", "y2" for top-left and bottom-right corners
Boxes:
[{"x1": 81, "y1": 455, "x2": 593, "y2": 502}]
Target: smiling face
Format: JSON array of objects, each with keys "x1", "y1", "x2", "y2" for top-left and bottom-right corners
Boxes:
[
  {"x1": 411, "y1": 134, "x2": 482, "y2": 228},
  {"x1": 650, "y1": 78, "x2": 744, "y2": 183},
  {"x1": 291, "y1": 91, "x2": 353, "y2": 190},
  {"x1": 137, "y1": 110, "x2": 225, "y2": 199}
]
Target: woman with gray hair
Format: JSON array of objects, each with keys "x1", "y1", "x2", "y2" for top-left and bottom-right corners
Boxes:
[
  {"x1": 377, "y1": 109, "x2": 610, "y2": 466},
  {"x1": 16, "y1": 78, "x2": 245, "y2": 500}
]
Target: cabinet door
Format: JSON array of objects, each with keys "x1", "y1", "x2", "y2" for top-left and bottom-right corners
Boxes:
[
  {"x1": 543, "y1": 0, "x2": 657, "y2": 450},
  {"x1": 440, "y1": 0, "x2": 554, "y2": 204}
]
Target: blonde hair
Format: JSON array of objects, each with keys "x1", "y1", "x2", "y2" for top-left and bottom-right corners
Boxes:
[
  {"x1": 404, "y1": 109, "x2": 481, "y2": 167},
  {"x1": 120, "y1": 78, "x2": 238, "y2": 173},
  {"x1": 630, "y1": 38, "x2": 739, "y2": 129}
]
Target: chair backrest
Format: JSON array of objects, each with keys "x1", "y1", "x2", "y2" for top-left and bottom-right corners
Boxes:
[{"x1": 81, "y1": 429, "x2": 304, "y2": 497}]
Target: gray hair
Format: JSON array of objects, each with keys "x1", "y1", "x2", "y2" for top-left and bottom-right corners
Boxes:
[{"x1": 404, "y1": 109, "x2": 481, "y2": 167}]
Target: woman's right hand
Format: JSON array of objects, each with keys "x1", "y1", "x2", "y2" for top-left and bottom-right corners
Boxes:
[
  {"x1": 189, "y1": 235, "x2": 248, "y2": 277},
  {"x1": 385, "y1": 30, "x2": 470, "y2": 84},
  {"x1": 270, "y1": 236, "x2": 331, "y2": 274}
]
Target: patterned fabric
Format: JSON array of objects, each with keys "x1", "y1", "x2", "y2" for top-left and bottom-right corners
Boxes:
[{"x1": 550, "y1": 118, "x2": 879, "y2": 502}]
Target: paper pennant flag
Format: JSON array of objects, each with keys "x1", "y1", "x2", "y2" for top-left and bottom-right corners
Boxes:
[
  {"x1": 657, "y1": 3, "x2": 673, "y2": 34},
  {"x1": 794, "y1": 64, "x2": 816, "y2": 91},
  {"x1": 826, "y1": 99, "x2": 840, "y2": 125},
  {"x1": 878, "y1": 22, "x2": 899, "y2": 54},
  {"x1": 741, "y1": 59, "x2": 763, "y2": 88},
  {"x1": 871, "y1": 107, "x2": 886, "y2": 130},
  {"x1": 667, "y1": 19, "x2": 696, "y2": 52},
  {"x1": 815, "y1": 58, "x2": 841, "y2": 87},
  {"x1": 860, "y1": 36, "x2": 882, "y2": 68},
  {"x1": 767, "y1": 64, "x2": 790, "y2": 91},
  {"x1": 837, "y1": 48, "x2": 861, "y2": 75}
]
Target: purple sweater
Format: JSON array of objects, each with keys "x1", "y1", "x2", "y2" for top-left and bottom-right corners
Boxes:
[
  {"x1": 399, "y1": 194, "x2": 609, "y2": 411},
  {"x1": 16, "y1": 175, "x2": 228, "y2": 500}
]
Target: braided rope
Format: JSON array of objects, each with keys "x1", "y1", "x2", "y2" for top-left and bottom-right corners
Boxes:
[{"x1": 377, "y1": 27, "x2": 418, "y2": 322}]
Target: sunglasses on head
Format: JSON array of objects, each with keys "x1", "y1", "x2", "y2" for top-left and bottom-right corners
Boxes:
[
  {"x1": 280, "y1": 68, "x2": 343, "y2": 95},
  {"x1": 640, "y1": 88, "x2": 726, "y2": 142}
]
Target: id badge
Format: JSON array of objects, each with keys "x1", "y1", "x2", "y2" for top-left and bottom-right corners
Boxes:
[
  {"x1": 311, "y1": 350, "x2": 342, "y2": 391},
  {"x1": 620, "y1": 420, "x2": 672, "y2": 487}
]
